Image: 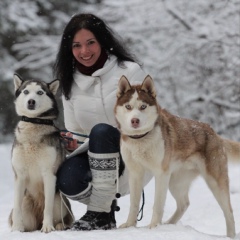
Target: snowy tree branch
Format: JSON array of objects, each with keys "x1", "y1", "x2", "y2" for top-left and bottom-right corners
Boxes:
[{"x1": 163, "y1": 0, "x2": 193, "y2": 31}]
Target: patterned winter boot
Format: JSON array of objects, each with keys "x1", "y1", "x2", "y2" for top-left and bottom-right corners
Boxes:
[{"x1": 71, "y1": 152, "x2": 120, "y2": 231}]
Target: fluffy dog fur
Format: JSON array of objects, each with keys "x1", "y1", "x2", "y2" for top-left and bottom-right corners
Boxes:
[
  {"x1": 9, "y1": 74, "x2": 73, "y2": 232},
  {"x1": 114, "y1": 75, "x2": 239, "y2": 238}
]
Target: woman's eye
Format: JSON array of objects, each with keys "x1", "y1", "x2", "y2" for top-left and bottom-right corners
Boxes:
[
  {"x1": 88, "y1": 40, "x2": 95, "y2": 45},
  {"x1": 125, "y1": 104, "x2": 131, "y2": 110},
  {"x1": 37, "y1": 91, "x2": 44, "y2": 95},
  {"x1": 140, "y1": 105, "x2": 147, "y2": 110},
  {"x1": 72, "y1": 43, "x2": 80, "y2": 48},
  {"x1": 23, "y1": 90, "x2": 29, "y2": 95}
]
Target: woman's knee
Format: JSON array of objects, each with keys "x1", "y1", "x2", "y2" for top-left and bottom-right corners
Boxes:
[
  {"x1": 89, "y1": 123, "x2": 120, "y2": 153},
  {"x1": 89, "y1": 123, "x2": 118, "y2": 140},
  {"x1": 56, "y1": 153, "x2": 92, "y2": 196}
]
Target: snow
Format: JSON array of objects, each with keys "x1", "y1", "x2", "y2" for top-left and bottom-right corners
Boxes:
[{"x1": 0, "y1": 143, "x2": 239, "y2": 240}]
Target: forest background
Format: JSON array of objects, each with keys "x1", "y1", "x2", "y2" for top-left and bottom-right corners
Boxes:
[{"x1": 0, "y1": 0, "x2": 239, "y2": 143}]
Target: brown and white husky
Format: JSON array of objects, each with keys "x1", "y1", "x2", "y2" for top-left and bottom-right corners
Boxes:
[{"x1": 114, "y1": 75, "x2": 239, "y2": 238}]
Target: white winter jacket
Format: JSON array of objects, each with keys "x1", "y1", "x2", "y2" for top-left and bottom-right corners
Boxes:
[{"x1": 62, "y1": 55, "x2": 153, "y2": 196}]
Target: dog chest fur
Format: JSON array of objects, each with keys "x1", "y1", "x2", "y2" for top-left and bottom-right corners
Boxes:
[
  {"x1": 12, "y1": 125, "x2": 61, "y2": 185},
  {"x1": 121, "y1": 125, "x2": 165, "y2": 172}
]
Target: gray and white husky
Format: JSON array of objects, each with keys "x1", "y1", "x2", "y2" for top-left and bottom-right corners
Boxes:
[{"x1": 9, "y1": 74, "x2": 73, "y2": 232}]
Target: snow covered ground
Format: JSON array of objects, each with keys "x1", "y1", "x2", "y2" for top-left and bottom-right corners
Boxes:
[{"x1": 0, "y1": 143, "x2": 239, "y2": 240}]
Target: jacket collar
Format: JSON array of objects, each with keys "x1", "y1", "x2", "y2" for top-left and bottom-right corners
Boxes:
[{"x1": 74, "y1": 55, "x2": 117, "y2": 91}]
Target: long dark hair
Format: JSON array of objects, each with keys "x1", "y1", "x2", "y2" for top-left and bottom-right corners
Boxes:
[{"x1": 53, "y1": 13, "x2": 140, "y2": 100}]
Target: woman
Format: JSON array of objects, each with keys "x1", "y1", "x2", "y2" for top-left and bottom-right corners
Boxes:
[{"x1": 53, "y1": 13, "x2": 152, "y2": 231}]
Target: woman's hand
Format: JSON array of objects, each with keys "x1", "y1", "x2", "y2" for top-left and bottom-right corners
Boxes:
[{"x1": 60, "y1": 131, "x2": 78, "y2": 151}]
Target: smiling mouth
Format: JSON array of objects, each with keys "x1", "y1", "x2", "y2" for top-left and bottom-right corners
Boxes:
[{"x1": 81, "y1": 55, "x2": 93, "y2": 61}]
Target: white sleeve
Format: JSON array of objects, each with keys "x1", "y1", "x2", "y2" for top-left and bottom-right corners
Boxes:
[{"x1": 62, "y1": 96, "x2": 87, "y2": 143}]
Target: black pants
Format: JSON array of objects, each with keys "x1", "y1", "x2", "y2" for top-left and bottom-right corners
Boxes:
[{"x1": 56, "y1": 123, "x2": 124, "y2": 196}]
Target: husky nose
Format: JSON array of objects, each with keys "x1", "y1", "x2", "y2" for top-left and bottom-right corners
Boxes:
[
  {"x1": 28, "y1": 99, "x2": 35, "y2": 110},
  {"x1": 131, "y1": 118, "x2": 140, "y2": 128}
]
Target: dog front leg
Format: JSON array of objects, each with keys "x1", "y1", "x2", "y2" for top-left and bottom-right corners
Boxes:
[
  {"x1": 148, "y1": 172, "x2": 170, "y2": 228},
  {"x1": 12, "y1": 176, "x2": 25, "y2": 231},
  {"x1": 41, "y1": 172, "x2": 56, "y2": 233},
  {"x1": 119, "y1": 167, "x2": 144, "y2": 228}
]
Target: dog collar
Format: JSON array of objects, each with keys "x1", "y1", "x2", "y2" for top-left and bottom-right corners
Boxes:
[
  {"x1": 21, "y1": 116, "x2": 54, "y2": 126},
  {"x1": 128, "y1": 131, "x2": 149, "y2": 139}
]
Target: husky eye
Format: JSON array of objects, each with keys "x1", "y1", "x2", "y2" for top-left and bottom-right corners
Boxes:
[
  {"x1": 125, "y1": 104, "x2": 131, "y2": 110},
  {"x1": 37, "y1": 90, "x2": 44, "y2": 95},
  {"x1": 23, "y1": 90, "x2": 29, "y2": 95},
  {"x1": 140, "y1": 105, "x2": 147, "y2": 110}
]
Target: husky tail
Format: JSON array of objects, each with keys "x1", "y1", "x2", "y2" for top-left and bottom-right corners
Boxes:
[{"x1": 223, "y1": 138, "x2": 240, "y2": 163}]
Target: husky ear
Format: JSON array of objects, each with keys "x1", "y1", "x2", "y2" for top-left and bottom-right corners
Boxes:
[
  {"x1": 13, "y1": 74, "x2": 23, "y2": 92},
  {"x1": 48, "y1": 79, "x2": 60, "y2": 95},
  {"x1": 141, "y1": 75, "x2": 156, "y2": 98},
  {"x1": 117, "y1": 75, "x2": 132, "y2": 98}
]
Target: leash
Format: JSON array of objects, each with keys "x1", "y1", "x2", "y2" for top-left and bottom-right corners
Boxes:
[
  {"x1": 60, "y1": 129, "x2": 89, "y2": 145},
  {"x1": 137, "y1": 190, "x2": 145, "y2": 221},
  {"x1": 60, "y1": 129, "x2": 145, "y2": 222},
  {"x1": 60, "y1": 129, "x2": 89, "y2": 138},
  {"x1": 60, "y1": 192, "x2": 75, "y2": 229}
]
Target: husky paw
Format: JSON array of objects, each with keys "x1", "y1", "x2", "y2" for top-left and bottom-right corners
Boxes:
[
  {"x1": 147, "y1": 221, "x2": 159, "y2": 229},
  {"x1": 119, "y1": 222, "x2": 136, "y2": 228},
  {"x1": 11, "y1": 222, "x2": 25, "y2": 232},
  {"x1": 55, "y1": 223, "x2": 64, "y2": 231},
  {"x1": 41, "y1": 224, "x2": 55, "y2": 233}
]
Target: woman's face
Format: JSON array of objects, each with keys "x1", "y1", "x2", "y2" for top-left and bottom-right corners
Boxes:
[{"x1": 72, "y1": 29, "x2": 101, "y2": 67}]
